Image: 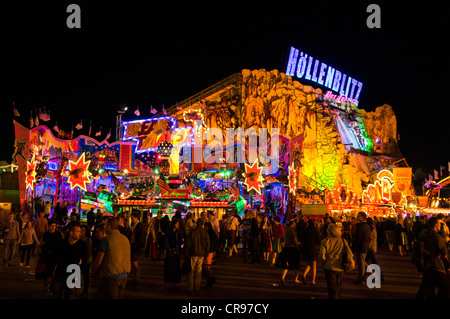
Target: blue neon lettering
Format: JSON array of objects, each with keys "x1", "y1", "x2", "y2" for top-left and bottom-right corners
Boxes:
[
  {"x1": 332, "y1": 70, "x2": 341, "y2": 91},
  {"x1": 286, "y1": 47, "x2": 299, "y2": 76},
  {"x1": 318, "y1": 62, "x2": 327, "y2": 85},
  {"x1": 286, "y1": 46, "x2": 363, "y2": 104},
  {"x1": 296, "y1": 53, "x2": 307, "y2": 78},
  {"x1": 305, "y1": 56, "x2": 313, "y2": 80},
  {"x1": 311, "y1": 59, "x2": 319, "y2": 82},
  {"x1": 325, "y1": 66, "x2": 335, "y2": 89}
]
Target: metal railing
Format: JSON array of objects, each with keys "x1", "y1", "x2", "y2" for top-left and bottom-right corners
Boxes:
[{"x1": 167, "y1": 73, "x2": 242, "y2": 114}]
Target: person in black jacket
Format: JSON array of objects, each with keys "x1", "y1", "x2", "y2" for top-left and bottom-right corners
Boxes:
[
  {"x1": 416, "y1": 217, "x2": 449, "y2": 299},
  {"x1": 130, "y1": 212, "x2": 146, "y2": 284},
  {"x1": 352, "y1": 211, "x2": 372, "y2": 284}
]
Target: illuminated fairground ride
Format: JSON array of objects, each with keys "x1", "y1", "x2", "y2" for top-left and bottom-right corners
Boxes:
[
  {"x1": 14, "y1": 68, "x2": 413, "y2": 221},
  {"x1": 420, "y1": 176, "x2": 450, "y2": 216}
]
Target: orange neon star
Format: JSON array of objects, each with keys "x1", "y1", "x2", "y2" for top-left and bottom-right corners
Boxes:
[
  {"x1": 288, "y1": 163, "x2": 297, "y2": 195},
  {"x1": 244, "y1": 160, "x2": 264, "y2": 194},
  {"x1": 68, "y1": 153, "x2": 92, "y2": 191},
  {"x1": 25, "y1": 156, "x2": 37, "y2": 190}
]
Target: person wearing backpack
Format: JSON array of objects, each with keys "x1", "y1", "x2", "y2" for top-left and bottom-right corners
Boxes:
[{"x1": 415, "y1": 217, "x2": 450, "y2": 299}]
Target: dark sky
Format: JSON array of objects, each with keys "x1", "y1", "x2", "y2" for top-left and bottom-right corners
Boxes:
[{"x1": 1, "y1": 1, "x2": 449, "y2": 173}]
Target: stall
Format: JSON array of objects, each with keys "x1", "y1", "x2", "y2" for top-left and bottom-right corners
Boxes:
[
  {"x1": 188, "y1": 196, "x2": 234, "y2": 220},
  {"x1": 113, "y1": 195, "x2": 160, "y2": 225}
]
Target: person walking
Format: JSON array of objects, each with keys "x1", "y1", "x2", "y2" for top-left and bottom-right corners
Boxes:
[
  {"x1": 248, "y1": 213, "x2": 261, "y2": 264},
  {"x1": 203, "y1": 221, "x2": 218, "y2": 288},
  {"x1": 40, "y1": 220, "x2": 63, "y2": 296},
  {"x1": 33, "y1": 211, "x2": 48, "y2": 252},
  {"x1": 225, "y1": 210, "x2": 239, "y2": 257},
  {"x1": 184, "y1": 218, "x2": 210, "y2": 296},
  {"x1": 86, "y1": 207, "x2": 96, "y2": 232},
  {"x1": 164, "y1": 219, "x2": 182, "y2": 291},
  {"x1": 395, "y1": 217, "x2": 408, "y2": 256},
  {"x1": 300, "y1": 219, "x2": 320, "y2": 285},
  {"x1": 3, "y1": 212, "x2": 21, "y2": 269},
  {"x1": 415, "y1": 217, "x2": 450, "y2": 299},
  {"x1": 145, "y1": 217, "x2": 158, "y2": 260},
  {"x1": 52, "y1": 222, "x2": 87, "y2": 299},
  {"x1": 278, "y1": 220, "x2": 301, "y2": 286},
  {"x1": 352, "y1": 211, "x2": 372, "y2": 284},
  {"x1": 19, "y1": 220, "x2": 40, "y2": 272},
  {"x1": 319, "y1": 223, "x2": 353, "y2": 299},
  {"x1": 90, "y1": 217, "x2": 131, "y2": 299},
  {"x1": 259, "y1": 215, "x2": 273, "y2": 263},
  {"x1": 365, "y1": 217, "x2": 384, "y2": 282},
  {"x1": 129, "y1": 212, "x2": 146, "y2": 284},
  {"x1": 271, "y1": 216, "x2": 285, "y2": 265},
  {"x1": 79, "y1": 224, "x2": 93, "y2": 298}
]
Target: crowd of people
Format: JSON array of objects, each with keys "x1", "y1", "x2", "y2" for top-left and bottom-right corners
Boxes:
[{"x1": 1, "y1": 204, "x2": 450, "y2": 299}]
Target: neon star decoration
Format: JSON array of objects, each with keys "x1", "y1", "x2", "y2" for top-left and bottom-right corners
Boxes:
[
  {"x1": 25, "y1": 155, "x2": 37, "y2": 190},
  {"x1": 288, "y1": 163, "x2": 297, "y2": 195},
  {"x1": 244, "y1": 160, "x2": 264, "y2": 194},
  {"x1": 68, "y1": 153, "x2": 92, "y2": 191}
]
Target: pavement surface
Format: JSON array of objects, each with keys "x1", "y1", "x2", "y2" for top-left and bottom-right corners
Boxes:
[{"x1": 0, "y1": 245, "x2": 423, "y2": 300}]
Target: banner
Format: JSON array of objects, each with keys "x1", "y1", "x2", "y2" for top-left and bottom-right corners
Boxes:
[
  {"x1": 393, "y1": 167, "x2": 412, "y2": 193},
  {"x1": 12, "y1": 120, "x2": 31, "y2": 210}
]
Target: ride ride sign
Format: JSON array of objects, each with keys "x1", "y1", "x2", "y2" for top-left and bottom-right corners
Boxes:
[{"x1": 285, "y1": 46, "x2": 363, "y2": 105}]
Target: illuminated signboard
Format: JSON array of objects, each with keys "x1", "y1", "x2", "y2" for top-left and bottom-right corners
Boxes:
[
  {"x1": 122, "y1": 117, "x2": 178, "y2": 152},
  {"x1": 286, "y1": 46, "x2": 363, "y2": 105},
  {"x1": 362, "y1": 170, "x2": 394, "y2": 204}
]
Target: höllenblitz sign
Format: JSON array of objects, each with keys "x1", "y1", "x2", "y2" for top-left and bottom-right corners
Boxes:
[{"x1": 286, "y1": 46, "x2": 363, "y2": 105}]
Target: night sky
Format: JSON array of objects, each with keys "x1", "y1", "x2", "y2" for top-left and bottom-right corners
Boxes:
[{"x1": 1, "y1": 1, "x2": 449, "y2": 175}]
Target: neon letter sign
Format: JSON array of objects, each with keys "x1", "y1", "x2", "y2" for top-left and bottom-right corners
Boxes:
[{"x1": 286, "y1": 46, "x2": 363, "y2": 105}]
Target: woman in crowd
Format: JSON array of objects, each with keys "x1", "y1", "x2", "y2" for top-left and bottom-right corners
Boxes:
[
  {"x1": 203, "y1": 221, "x2": 217, "y2": 288},
  {"x1": 164, "y1": 219, "x2": 182, "y2": 291},
  {"x1": 300, "y1": 219, "x2": 320, "y2": 285},
  {"x1": 259, "y1": 215, "x2": 273, "y2": 263},
  {"x1": 19, "y1": 220, "x2": 40, "y2": 271},
  {"x1": 278, "y1": 220, "x2": 301, "y2": 286},
  {"x1": 271, "y1": 216, "x2": 285, "y2": 265}
]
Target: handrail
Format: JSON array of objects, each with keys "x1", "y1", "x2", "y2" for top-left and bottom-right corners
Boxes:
[{"x1": 168, "y1": 73, "x2": 242, "y2": 114}]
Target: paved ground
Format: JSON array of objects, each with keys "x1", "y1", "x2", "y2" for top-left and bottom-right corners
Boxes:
[{"x1": 0, "y1": 245, "x2": 423, "y2": 300}]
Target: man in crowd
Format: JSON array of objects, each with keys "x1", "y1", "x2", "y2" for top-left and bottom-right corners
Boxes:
[
  {"x1": 184, "y1": 218, "x2": 210, "y2": 296},
  {"x1": 416, "y1": 217, "x2": 449, "y2": 299},
  {"x1": 52, "y1": 222, "x2": 87, "y2": 299},
  {"x1": 90, "y1": 217, "x2": 131, "y2": 299},
  {"x1": 352, "y1": 211, "x2": 372, "y2": 284},
  {"x1": 3, "y1": 212, "x2": 21, "y2": 268}
]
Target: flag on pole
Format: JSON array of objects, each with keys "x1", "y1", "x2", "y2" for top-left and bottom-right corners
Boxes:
[
  {"x1": 157, "y1": 178, "x2": 170, "y2": 191},
  {"x1": 150, "y1": 105, "x2": 157, "y2": 115},
  {"x1": 134, "y1": 106, "x2": 140, "y2": 116},
  {"x1": 105, "y1": 129, "x2": 111, "y2": 141},
  {"x1": 53, "y1": 122, "x2": 59, "y2": 133},
  {"x1": 440, "y1": 165, "x2": 445, "y2": 177},
  {"x1": 13, "y1": 102, "x2": 20, "y2": 117},
  {"x1": 162, "y1": 104, "x2": 167, "y2": 115},
  {"x1": 71, "y1": 126, "x2": 74, "y2": 139},
  {"x1": 75, "y1": 120, "x2": 83, "y2": 130},
  {"x1": 434, "y1": 169, "x2": 439, "y2": 180},
  {"x1": 95, "y1": 127, "x2": 102, "y2": 137},
  {"x1": 29, "y1": 112, "x2": 34, "y2": 128},
  {"x1": 34, "y1": 111, "x2": 39, "y2": 126},
  {"x1": 88, "y1": 121, "x2": 92, "y2": 135},
  {"x1": 176, "y1": 103, "x2": 183, "y2": 111},
  {"x1": 39, "y1": 107, "x2": 50, "y2": 121}
]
